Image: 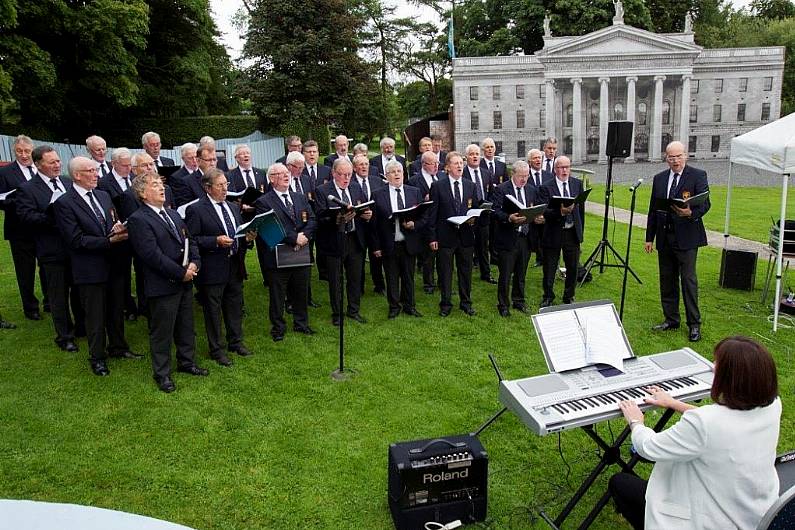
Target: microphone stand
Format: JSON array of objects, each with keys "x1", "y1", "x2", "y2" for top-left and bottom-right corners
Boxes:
[
  {"x1": 619, "y1": 180, "x2": 643, "y2": 321},
  {"x1": 331, "y1": 207, "x2": 350, "y2": 381}
]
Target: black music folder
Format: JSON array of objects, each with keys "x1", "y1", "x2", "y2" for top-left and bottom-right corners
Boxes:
[
  {"x1": 503, "y1": 195, "x2": 547, "y2": 220},
  {"x1": 275, "y1": 243, "x2": 311, "y2": 268},
  {"x1": 548, "y1": 188, "x2": 592, "y2": 209},
  {"x1": 389, "y1": 200, "x2": 433, "y2": 221},
  {"x1": 156, "y1": 165, "x2": 179, "y2": 185},
  {"x1": 654, "y1": 190, "x2": 710, "y2": 211},
  {"x1": 227, "y1": 187, "x2": 264, "y2": 206}
]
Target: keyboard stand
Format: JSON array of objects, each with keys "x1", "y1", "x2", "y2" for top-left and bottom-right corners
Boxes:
[{"x1": 539, "y1": 409, "x2": 675, "y2": 530}]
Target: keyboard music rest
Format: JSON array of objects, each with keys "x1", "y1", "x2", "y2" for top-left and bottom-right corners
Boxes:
[{"x1": 499, "y1": 348, "x2": 714, "y2": 436}]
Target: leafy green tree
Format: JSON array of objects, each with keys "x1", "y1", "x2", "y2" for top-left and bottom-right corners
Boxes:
[
  {"x1": 750, "y1": 0, "x2": 795, "y2": 19},
  {"x1": 395, "y1": 78, "x2": 453, "y2": 121}
]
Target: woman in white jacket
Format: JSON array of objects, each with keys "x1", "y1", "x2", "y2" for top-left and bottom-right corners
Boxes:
[{"x1": 610, "y1": 336, "x2": 781, "y2": 530}]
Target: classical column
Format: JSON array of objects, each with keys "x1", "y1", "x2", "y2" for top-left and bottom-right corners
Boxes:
[
  {"x1": 625, "y1": 76, "x2": 637, "y2": 163},
  {"x1": 650, "y1": 75, "x2": 666, "y2": 162},
  {"x1": 571, "y1": 77, "x2": 583, "y2": 164},
  {"x1": 598, "y1": 77, "x2": 609, "y2": 163},
  {"x1": 679, "y1": 74, "x2": 692, "y2": 146},
  {"x1": 545, "y1": 79, "x2": 556, "y2": 139}
]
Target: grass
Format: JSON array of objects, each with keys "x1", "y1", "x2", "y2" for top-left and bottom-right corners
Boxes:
[
  {"x1": 588, "y1": 184, "x2": 795, "y2": 244},
  {"x1": 0, "y1": 212, "x2": 793, "y2": 529}
]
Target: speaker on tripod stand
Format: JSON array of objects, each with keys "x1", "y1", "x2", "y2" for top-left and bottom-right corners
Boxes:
[{"x1": 605, "y1": 121, "x2": 633, "y2": 158}]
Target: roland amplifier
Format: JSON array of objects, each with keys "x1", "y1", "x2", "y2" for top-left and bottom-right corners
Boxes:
[{"x1": 388, "y1": 434, "x2": 488, "y2": 530}]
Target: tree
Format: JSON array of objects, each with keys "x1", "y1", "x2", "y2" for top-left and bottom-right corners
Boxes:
[
  {"x1": 394, "y1": 21, "x2": 451, "y2": 115},
  {"x1": 750, "y1": 0, "x2": 795, "y2": 19},
  {"x1": 395, "y1": 78, "x2": 453, "y2": 122}
]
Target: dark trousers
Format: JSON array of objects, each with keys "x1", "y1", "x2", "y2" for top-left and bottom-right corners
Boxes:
[
  {"x1": 497, "y1": 237, "x2": 530, "y2": 309},
  {"x1": 105, "y1": 271, "x2": 129, "y2": 354},
  {"x1": 199, "y1": 264, "x2": 244, "y2": 358},
  {"x1": 147, "y1": 284, "x2": 196, "y2": 380},
  {"x1": 118, "y1": 251, "x2": 137, "y2": 315},
  {"x1": 383, "y1": 242, "x2": 416, "y2": 312},
  {"x1": 474, "y1": 223, "x2": 491, "y2": 279},
  {"x1": 255, "y1": 238, "x2": 271, "y2": 288},
  {"x1": 79, "y1": 283, "x2": 107, "y2": 362},
  {"x1": 530, "y1": 224, "x2": 545, "y2": 265},
  {"x1": 437, "y1": 245, "x2": 473, "y2": 311},
  {"x1": 542, "y1": 229, "x2": 580, "y2": 302},
  {"x1": 419, "y1": 245, "x2": 436, "y2": 289},
  {"x1": 326, "y1": 234, "x2": 364, "y2": 319},
  {"x1": 608, "y1": 472, "x2": 647, "y2": 530},
  {"x1": 132, "y1": 256, "x2": 148, "y2": 316},
  {"x1": 10, "y1": 238, "x2": 44, "y2": 313},
  {"x1": 268, "y1": 265, "x2": 310, "y2": 335},
  {"x1": 41, "y1": 261, "x2": 77, "y2": 345},
  {"x1": 658, "y1": 232, "x2": 700, "y2": 326},
  {"x1": 361, "y1": 247, "x2": 385, "y2": 293}
]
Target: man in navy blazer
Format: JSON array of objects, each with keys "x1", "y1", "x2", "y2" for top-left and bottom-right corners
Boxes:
[
  {"x1": 372, "y1": 160, "x2": 425, "y2": 319},
  {"x1": 462, "y1": 144, "x2": 496, "y2": 283},
  {"x1": 541, "y1": 137, "x2": 558, "y2": 180},
  {"x1": 492, "y1": 161, "x2": 543, "y2": 317},
  {"x1": 350, "y1": 154, "x2": 386, "y2": 296},
  {"x1": 645, "y1": 141, "x2": 710, "y2": 342},
  {"x1": 275, "y1": 135, "x2": 302, "y2": 165},
  {"x1": 408, "y1": 137, "x2": 433, "y2": 178},
  {"x1": 169, "y1": 143, "x2": 202, "y2": 207},
  {"x1": 54, "y1": 156, "x2": 138, "y2": 376},
  {"x1": 16, "y1": 145, "x2": 82, "y2": 352},
  {"x1": 253, "y1": 163, "x2": 317, "y2": 341},
  {"x1": 369, "y1": 137, "x2": 406, "y2": 178},
  {"x1": 527, "y1": 148, "x2": 548, "y2": 268},
  {"x1": 302, "y1": 140, "x2": 332, "y2": 187},
  {"x1": 0, "y1": 134, "x2": 47, "y2": 320},
  {"x1": 199, "y1": 136, "x2": 229, "y2": 172},
  {"x1": 314, "y1": 158, "x2": 374, "y2": 325},
  {"x1": 537, "y1": 156, "x2": 585, "y2": 307},
  {"x1": 431, "y1": 135, "x2": 448, "y2": 168},
  {"x1": 142, "y1": 131, "x2": 175, "y2": 167},
  {"x1": 185, "y1": 168, "x2": 253, "y2": 366},
  {"x1": 427, "y1": 151, "x2": 479, "y2": 317},
  {"x1": 226, "y1": 145, "x2": 267, "y2": 194},
  {"x1": 127, "y1": 171, "x2": 207, "y2": 393},
  {"x1": 324, "y1": 135, "x2": 353, "y2": 167},
  {"x1": 409, "y1": 151, "x2": 447, "y2": 295},
  {"x1": 480, "y1": 138, "x2": 508, "y2": 185}
]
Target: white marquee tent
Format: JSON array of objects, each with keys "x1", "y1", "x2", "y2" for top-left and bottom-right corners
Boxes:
[{"x1": 725, "y1": 112, "x2": 795, "y2": 331}]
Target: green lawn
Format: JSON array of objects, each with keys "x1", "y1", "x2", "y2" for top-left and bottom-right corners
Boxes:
[
  {"x1": 588, "y1": 184, "x2": 795, "y2": 244},
  {"x1": 0, "y1": 213, "x2": 793, "y2": 529}
]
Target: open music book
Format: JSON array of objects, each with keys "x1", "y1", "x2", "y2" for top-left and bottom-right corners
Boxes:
[{"x1": 532, "y1": 300, "x2": 634, "y2": 373}]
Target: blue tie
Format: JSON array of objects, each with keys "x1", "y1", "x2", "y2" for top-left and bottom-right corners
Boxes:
[{"x1": 217, "y1": 202, "x2": 238, "y2": 255}]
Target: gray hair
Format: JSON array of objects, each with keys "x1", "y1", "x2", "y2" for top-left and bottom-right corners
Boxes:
[
  {"x1": 352, "y1": 143, "x2": 369, "y2": 155},
  {"x1": 234, "y1": 144, "x2": 251, "y2": 157},
  {"x1": 112, "y1": 147, "x2": 132, "y2": 162},
  {"x1": 379, "y1": 137, "x2": 395, "y2": 149},
  {"x1": 285, "y1": 151, "x2": 305, "y2": 166},
  {"x1": 85, "y1": 135, "x2": 106, "y2": 149},
  {"x1": 68, "y1": 156, "x2": 95, "y2": 178},
  {"x1": 141, "y1": 131, "x2": 161, "y2": 146},
  {"x1": 199, "y1": 136, "x2": 215, "y2": 147},
  {"x1": 384, "y1": 159, "x2": 403, "y2": 175},
  {"x1": 543, "y1": 137, "x2": 558, "y2": 147},
  {"x1": 180, "y1": 143, "x2": 197, "y2": 157},
  {"x1": 332, "y1": 157, "x2": 353, "y2": 172},
  {"x1": 13, "y1": 134, "x2": 33, "y2": 147},
  {"x1": 465, "y1": 143, "x2": 481, "y2": 156},
  {"x1": 512, "y1": 160, "x2": 529, "y2": 174},
  {"x1": 527, "y1": 148, "x2": 543, "y2": 159}
]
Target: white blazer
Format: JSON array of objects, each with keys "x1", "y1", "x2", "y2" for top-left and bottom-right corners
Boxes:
[{"x1": 632, "y1": 398, "x2": 781, "y2": 529}]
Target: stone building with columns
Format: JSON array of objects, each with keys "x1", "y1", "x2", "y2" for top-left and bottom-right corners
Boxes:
[{"x1": 451, "y1": 12, "x2": 785, "y2": 164}]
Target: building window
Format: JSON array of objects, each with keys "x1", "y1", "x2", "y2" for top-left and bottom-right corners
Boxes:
[
  {"x1": 517, "y1": 141, "x2": 526, "y2": 159},
  {"x1": 737, "y1": 103, "x2": 746, "y2": 122},
  {"x1": 713, "y1": 104, "x2": 722, "y2": 123},
  {"x1": 539, "y1": 108, "x2": 545, "y2": 128},
  {"x1": 714, "y1": 79, "x2": 723, "y2": 93},
  {"x1": 637, "y1": 102, "x2": 647, "y2": 125},
  {"x1": 711, "y1": 135, "x2": 720, "y2": 153},
  {"x1": 516, "y1": 85, "x2": 524, "y2": 99},
  {"x1": 589, "y1": 103, "x2": 599, "y2": 127},
  {"x1": 613, "y1": 103, "x2": 624, "y2": 120},
  {"x1": 539, "y1": 84, "x2": 545, "y2": 98},
  {"x1": 662, "y1": 100, "x2": 671, "y2": 125},
  {"x1": 762, "y1": 102, "x2": 771, "y2": 121},
  {"x1": 516, "y1": 110, "x2": 525, "y2": 129},
  {"x1": 661, "y1": 133, "x2": 672, "y2": 153},
  {"x1": 587, "y1": 133, "x2": 599, "y2": 155},
  {"x1": 493, "y1": 85, "x2": 501, "y2": 100},
  {"x1": 764, "y1": 77, "x2": 773, "y2": 91},
  {"x1": 493, "y1": 111, "x2": 502, "y2": 129},
  {"x1": 469, "y1": 87, "x2": 478, "y2": 100},
  {"x1": 635, "y1": 133, "x2": 648, "y2": 153},
  {"x1": 739, "y1": 78, "x2": 748, "y2": 92},
  {"x1": 691, "y1": 80, "x2": 699, "y2": 94},
  {"x1": 495, "y1": 141, "x2": 503, "y2": 154},
  {"x1": 688, "y1": 135, "x2": 697, "y2": 153},
  {"x1": 689, "y1": 104, "x2": 698, "y2": 123},
  {"x1": 564, "y1": 135, "x2": 573, "y2": 155},
  {"x1": 470, "y1": 111, "x2": 479, "y2": 130},
  {"x1": 566, "y1": 104, "x2": 573, "y2": 127}
]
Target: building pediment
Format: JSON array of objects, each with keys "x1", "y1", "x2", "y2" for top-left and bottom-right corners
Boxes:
[{"x1": 537, "y1": 25, "x2": 702, "y2": 59}]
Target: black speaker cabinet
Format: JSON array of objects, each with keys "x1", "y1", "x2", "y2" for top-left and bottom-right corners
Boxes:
[
  {"x1": 606, "y1": 121, "x2": 634, "y2": 157},
  {"x1": 719, "y1": 249, "x2": 757, "y2": 291}
]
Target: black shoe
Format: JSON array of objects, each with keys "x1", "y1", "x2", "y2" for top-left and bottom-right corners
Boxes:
[
  {"x1": 308, "y1": 300, "x2": 322, "y2": 308},
  {"x1": 0, "y1": 319, "x2": 16, "y2": 329},
  {"x1": 90, "y1": 360, "x2": 110, "y2": 376},
  {"x1": 533, "y1": 261, "x2": 543, "y2": 268},
  {"x1": 652, "y1": 321, "x2": 680, "y2": 331},
  {"x1": 498, "y1": 307, "x2": 510, "y2": 317},
  {"x1": 57, "y1": 340, "x2": 79, "y2": 352},
  {"x1": 74, "y1": 326, "x2": 86, "y2": 338},
  {"x1": 272, "y1": 333, "x2": 285, "y2": 342},
  {"x1": 231, "y1": 345, "x2": 253, "y2": 357},
  {"x1": 285, "y1": 304, "x2": 293, "y2": 314},
  {"x1": 689, "y1": 325, "x2": 701, "y2": 342},
  {"x1": 155, "y1": 376, "x2": 175, "y2": 393},
  {"x1": 539, "y1": 298, "x2": 554, "y2": 308},
  {"x1": 177, "y1": 364, "x2": 209, "y2": 376},
  {"x1": 423, "y1": 286, "x2": 434, "y2": 294},
  {"x1": 461, "y1": 306, "x2": 476, "y2": 316},
  {"x1": 332, "y1": 317, "x2": 341, "y2": 327},
  {"x1": 439, "y1": 308, "x2": 451, "y2": 317},
  {"x1": 347, "y1": 313, "x2": 367, "y2": 323},
  {"x1": 125, "y1": 313, "x2": 138, "y2": 322},
  {"x1": 512, "y1": 303, "x2": 528, "y2": 313},
  {"x1": 212, "y1": 353, "x2": 233, "y2": 367},
  {"x1": 403, "y1": 308, "x2": 423, "y2": 317},
  {"x1": 388, "y1": 310, "x2": 400, "y2": 319},
  {"x1": 109, "y1": 350, "x2": 143, "y2": 359},
  {"x1": 294, "y1": 326, "x2": 316, "y2": 335},
  {"x1": 25, "y1": 311, "x2": 42, "y2": 321},
  {"x1": 562, "y1": 297, "x2": 575, "y2": 304},
  {"x1": 374, "y1": 288, "x2": 385, "y2": 296},
  {"x1": 482, "y1": 276, "x2": 498, "y2": 285}
]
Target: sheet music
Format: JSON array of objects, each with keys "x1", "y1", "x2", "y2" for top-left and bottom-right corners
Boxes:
[
  {"x1": 181, "y1": 238, "x2": 189, "y2": 267},
  {"x1": 534, "y1": 311, "x2": 586, "y2": 372},
  {"x1": 0, "y1": 189, "x2": 16, "y2": 201},
  {"x1": 176, "y1": 198, "x2": 200, "y2": 219},
  {"x1": 49, "y1": 189, "x2": 64, "y2": 204},
  {"x1": 575, "y1": 305, "x2": 628, "y2": 371}
]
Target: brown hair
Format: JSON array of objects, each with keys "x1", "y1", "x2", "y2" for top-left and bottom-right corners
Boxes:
[{"x1": 711, "y1": 336, "x2": 778, "y2": 410}]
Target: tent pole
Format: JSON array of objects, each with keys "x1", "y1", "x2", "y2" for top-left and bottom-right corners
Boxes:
[
  {"x1": 773, "y1": 173, "x2": 789, "y2": 332},
  {"x1": 724, "y1": 161, "x2": 733, "y2": 248}
]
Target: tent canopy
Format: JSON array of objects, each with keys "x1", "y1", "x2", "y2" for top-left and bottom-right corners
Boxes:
[{"x1": 730, "y1": 111, "x2": 795, "y2": 174}]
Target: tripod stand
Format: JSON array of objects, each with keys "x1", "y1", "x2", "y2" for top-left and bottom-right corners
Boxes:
[
  {"x1": 619, "y1": 179, "x2": 643, "y2": 320},
  {"x1": 581, "y1": 155, "x2": 641, "y2": 286}
]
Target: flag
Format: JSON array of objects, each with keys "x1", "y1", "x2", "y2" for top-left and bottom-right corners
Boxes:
[{"x1": 447, "y1": 17, "x2": 456, "y2": 59}]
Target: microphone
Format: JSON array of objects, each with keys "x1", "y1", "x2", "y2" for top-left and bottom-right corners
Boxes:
[
  {"x1": 327, "y1": 194, "x2": 352, "y2": 209},
  {"x1": 629, "y1": 178, "x2": 644, "y2": 192}
]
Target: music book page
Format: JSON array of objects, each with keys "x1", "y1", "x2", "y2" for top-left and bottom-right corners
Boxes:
[
  {"x1": 534, "y1": 311, "x2": 586, "y2": 372},
  {"x1": 575, "y1": 305, "x2": 628, "y2": 371}
]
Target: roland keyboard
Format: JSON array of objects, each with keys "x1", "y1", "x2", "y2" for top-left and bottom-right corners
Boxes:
[{"x1": 499, "y1": 348, "x2": 714, "y2": 435}]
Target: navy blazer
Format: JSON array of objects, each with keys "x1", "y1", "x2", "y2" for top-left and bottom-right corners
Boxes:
[
  {"x1": 537, "y1": 177, "x2": 585, "y2": 246},
  {"x1": 541, "y1": 157, "x2": 557, "y2": 181},
  {"x1": 349, "y1": 174, "x2": 385, "y2": 203},
  {"x1": 53, "y1": 187, "x2": 120, "y2": 284},
  {"x1": 16, "y1": 176, "x2": 73, "y2": 263},
  {"x1": 253, "y1": 189, "x2": 317, "y2": 270},
  {"x1": 170, "y1": 169, "x2": 204, "y2": 207},
  {"x1": 409, "y1": 170, "x2": 448, "y2": 201},
  {"x1": 97, "y1": 173, "x2": 133, "y2": 209},
  {"x1": 302, "y1": 164, "x2": 332, "y2": 187},
  {"x1": 127, "y1": 205, "x2": 200, "y2": 297},
  {"x1": 492, "y1": 180, "x2": 537, "y2": 252},
  {"x1": 645, "y1": 165, "x2": 710, "y2": 250},
  {"x1": 463, "y1": 165, "x2": 494, "y2": 228},
  {"x1": 324, "y1": 153, "x2": 353, "y2": 168},
  {"x1": 369, "y1": 155, "x2": 406, "y2": 178},
  {"x1": 184, "y1": 196, "x2": 246, "y2": 285},
  {"x1": 371, "y1": 184, "x2": 425, "y2": 256},
  {"x1": 480, "y1": 158, "x2": 508, "y2": 185},
  {"x1": 313, "y1": 181, "x2": 374, "y2": 256},
  {"x1": 0, "y1": 162, "x2": 35, "y2": 241},
  {"x1": 226, "y1": 166, "x2": 267, "y2": 193},
  {"x1": 156, "y1": 156, "x2": 175, "y2": 167},
  {"x1": 428, "y1": 176, "x2": 478, "y2": 249}
]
